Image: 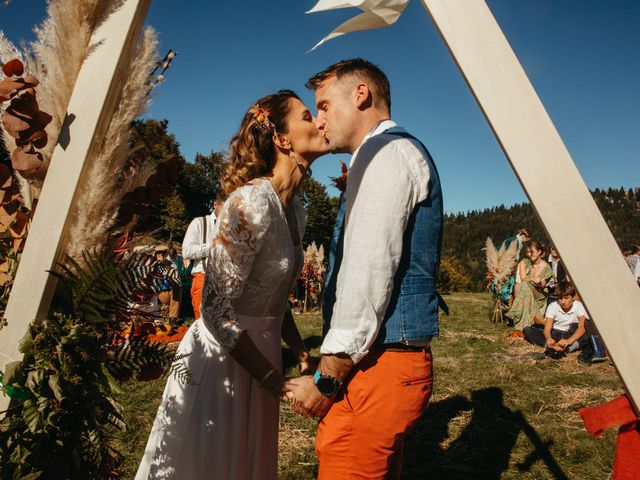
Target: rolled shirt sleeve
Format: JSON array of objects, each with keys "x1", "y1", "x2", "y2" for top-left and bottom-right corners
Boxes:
[{"x1": 320, "y1": 135, "x2": 430, "y2": 363}]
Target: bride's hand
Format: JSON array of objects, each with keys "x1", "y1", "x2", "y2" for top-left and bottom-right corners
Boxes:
[
  {"x1": 265, "y1": 374, "x2": 290, "y2": 399},
  {"x1": 299, "y1": 355, "x2": 320, "y2": 376},
  {"x1": 281, "y1": 390, "x2": 296, "y2": 405}
]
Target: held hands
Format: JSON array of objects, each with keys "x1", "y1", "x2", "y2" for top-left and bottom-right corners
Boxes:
[
  {"x1": 281, "y1": 375, "x2": 334, "y2": 418},
  {"x1": 299, "y1": 355, "x2": 320, "y2": 376}
]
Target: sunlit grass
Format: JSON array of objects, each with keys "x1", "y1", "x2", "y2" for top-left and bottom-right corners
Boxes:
[{"x1": 116, "y1": 293, "x2": 622, "y2": 479}]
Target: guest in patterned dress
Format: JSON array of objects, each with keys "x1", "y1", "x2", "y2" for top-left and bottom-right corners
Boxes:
[{"x1": 506, "y1": 241, "x2": 555, "y2": 334}]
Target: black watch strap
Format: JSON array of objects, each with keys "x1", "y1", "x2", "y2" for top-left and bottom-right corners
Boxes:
[{"x1": 314, "y1": 370, "x2": 343, "y2": 397}]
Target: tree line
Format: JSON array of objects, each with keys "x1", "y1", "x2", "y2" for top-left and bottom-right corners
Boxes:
[
  {"x1": 4, "y1": 119, "x2": 636, "y2": 294},
  {"x1": 441, "y1": 187, "x2": 640, "y2": 291}
]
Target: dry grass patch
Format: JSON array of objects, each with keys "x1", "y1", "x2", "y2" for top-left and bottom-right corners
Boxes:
[{"x1": 116, "y1": 293, "x2": 623, "y2": 479}]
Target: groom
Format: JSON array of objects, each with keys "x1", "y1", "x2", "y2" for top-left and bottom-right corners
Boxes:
[{"x1": 286, "y1": 58, "x2": 444, "y2": 479}]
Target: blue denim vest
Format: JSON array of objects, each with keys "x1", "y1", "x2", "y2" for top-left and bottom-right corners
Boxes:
[{"x1": 322, "y1": 127, "x2": 443, "y2": 344}]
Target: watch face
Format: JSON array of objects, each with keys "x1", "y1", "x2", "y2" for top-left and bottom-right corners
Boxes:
[{"x1": 316, "y1": 376, "x2": 338, "y2": 396}]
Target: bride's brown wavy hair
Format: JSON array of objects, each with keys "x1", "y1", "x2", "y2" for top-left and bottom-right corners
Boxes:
[{"x1": 222, "y1": 89, "x2": 300, "y2": 196}]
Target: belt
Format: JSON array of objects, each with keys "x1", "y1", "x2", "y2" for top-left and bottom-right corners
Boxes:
[{"x1": 372, "y1": 342, "x2": 430, "y2": 352}]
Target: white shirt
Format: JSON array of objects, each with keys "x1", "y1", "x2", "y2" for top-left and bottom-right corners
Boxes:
[
  {"x1": 320, "y1": 120, "x2": 432, "y2": 363},
  {"x1": 634, "y1": 259, "x2": 640, "y2": 281},
  {"x1": 545, "y1": 300, "x2": 588, "y2": 332},
  {"x1": 182, "y1": 213, "x2": 217, "y2": 274},
  {"x1": 548, "y1": 255, "x2": 560, "y2": 277}
]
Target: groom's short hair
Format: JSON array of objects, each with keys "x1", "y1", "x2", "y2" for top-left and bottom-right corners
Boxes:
[{"x1": 306, "y1": 58, "x2": 391, "y2": 112}]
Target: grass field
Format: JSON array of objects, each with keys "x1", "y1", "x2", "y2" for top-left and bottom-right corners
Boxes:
[{"x1": 114, "y1": 293, "x2": 623, "y2": 479}]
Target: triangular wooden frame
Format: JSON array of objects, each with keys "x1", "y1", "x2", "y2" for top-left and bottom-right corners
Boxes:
[
  {"x1": 2, "y1": 0, "x2": 637, "y2": 416},
  {"x1": 0, "y1": 0, "x2": 151, "y2": 414},
  {"x1": 420, "y1": 0, "x2": 640, "y2": 406}
]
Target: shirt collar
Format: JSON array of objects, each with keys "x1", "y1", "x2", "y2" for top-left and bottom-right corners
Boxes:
[
  {"x1": 558, "y1": 302, "x2": 577, "y2": 315},
  {"x1": 349, "y1": 119, "x2": 397, "y2": 168}
]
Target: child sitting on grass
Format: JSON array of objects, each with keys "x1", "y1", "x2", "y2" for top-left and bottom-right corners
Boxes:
[{"x1": 523, "y1": 280, "x2": 589, "y2": 359}]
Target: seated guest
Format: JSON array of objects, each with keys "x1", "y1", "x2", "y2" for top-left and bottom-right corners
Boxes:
[
  {"x1": 626, "y1": 244, "x2": 640, "y2": 274},
  {"x1": 546, "y1": 246, "x2": 567, "y2": 302},
  {"x1": 506, "y1": 241, "x2": 555, "y2": 335},
  {"x1": 547, "y1": 247, "x2": 566, "y2": 284},
  {"x1": 500, "y1": 228, "x2": 531, "y2": 303},
  {"x1": 523, "y1": 280, "x2": 589, "y2": 359}
]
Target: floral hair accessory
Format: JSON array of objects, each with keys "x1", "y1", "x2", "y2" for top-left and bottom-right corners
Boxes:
[{"x1": 251, "y1": 105, "x2": 276, "y2": 134}]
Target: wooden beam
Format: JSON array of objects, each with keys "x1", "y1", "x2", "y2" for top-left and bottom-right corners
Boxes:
[
  {"x1": 420, "y1": 0, "x2": 640, "y2": 405},
  {"x1": 0, "y1": 0, "x2": 151, "y2": 411}
]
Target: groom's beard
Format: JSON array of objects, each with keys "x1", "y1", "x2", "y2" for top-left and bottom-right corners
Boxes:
[
  {"x1": 325, "y1": 138, "x2": 349, "y2": 155},
  {"x1": 323, "y1": 132, "x2": 352, "y2": 155},
  {"x1": 331, "y1": 146, "x2": 350, "y2": 154}
]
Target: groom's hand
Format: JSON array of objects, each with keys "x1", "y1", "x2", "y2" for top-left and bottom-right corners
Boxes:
[{"x1": 284, "y1": 375, "x2": 334, "y2": 418}]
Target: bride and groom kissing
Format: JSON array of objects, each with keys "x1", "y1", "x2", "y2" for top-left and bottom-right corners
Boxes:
[{"x1": 136, "y1": 58, "x2": 443, "y2": 480}]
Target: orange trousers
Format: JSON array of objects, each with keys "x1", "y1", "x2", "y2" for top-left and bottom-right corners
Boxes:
[
  {"x1": 316, "y1": 348, "x2": 433, "y2": 480},
  {"x1": 190, "y1": 272, "x2": 205, "y2": 319}
]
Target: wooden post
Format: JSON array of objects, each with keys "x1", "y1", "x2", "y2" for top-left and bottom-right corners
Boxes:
[
  {"x1": 420, "y1": 0, "x2": 640, "y2": 405},
  {"x1": 0, "y1": 0, "x2": 151, "y2": 412}
]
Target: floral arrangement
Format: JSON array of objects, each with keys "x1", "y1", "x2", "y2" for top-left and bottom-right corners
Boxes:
[
  {"x1": 0, "y1": 59, "x2": 52, "y2": 177},
  {"x1": 484, "y1": 237, "x2": 519, "y2": 321},
  {"x1": 330, "y1": 160, "x2": 348, "y2": 193},
  {"x1": 0, "y1": 59, "x2": 50, "y2": 312},
  {"x1": 484, "y1": 237, "x2": 518, "y2": 289},
  {"x1": 0, "y1": 0, "x2": 162, "y2": 260},
  {"x1": 300, "y1": 241, "x2": 325, "y2": 311}
]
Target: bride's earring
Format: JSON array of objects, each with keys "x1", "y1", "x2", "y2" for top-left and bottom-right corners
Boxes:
[{"x1": 290, "y1": 150, "x2": 312, "y2": 179}]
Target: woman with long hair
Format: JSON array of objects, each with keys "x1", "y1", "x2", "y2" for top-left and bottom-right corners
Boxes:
[
  {"x1": 506, "y1": 240, "x2": 555, "y2": 335},
  {"x1": 136, "y1": 90, "x2": 329, "y2": 479}
]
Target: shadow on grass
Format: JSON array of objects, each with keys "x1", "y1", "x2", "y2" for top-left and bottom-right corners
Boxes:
[{"x1": 403, "y1": 387, "x2": 568, "y2": 480}]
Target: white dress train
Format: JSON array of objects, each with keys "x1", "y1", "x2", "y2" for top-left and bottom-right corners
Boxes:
[{"x1": 136, "y1": 179, "x2": 304, "y2": 480}]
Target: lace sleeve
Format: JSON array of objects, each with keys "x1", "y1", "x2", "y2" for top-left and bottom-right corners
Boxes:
[{"x1": 201, "y1": 185, "x2": 271, "y2": 349}]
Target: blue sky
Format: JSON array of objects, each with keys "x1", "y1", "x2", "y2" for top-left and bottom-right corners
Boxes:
[{"x1": 2, "y1": 0, "x2": 639, "y2": 213}]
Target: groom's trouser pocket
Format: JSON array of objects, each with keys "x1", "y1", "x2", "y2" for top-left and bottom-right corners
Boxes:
[{"x1": 316, "y1": 349, "x2": 433, "y2": 480}]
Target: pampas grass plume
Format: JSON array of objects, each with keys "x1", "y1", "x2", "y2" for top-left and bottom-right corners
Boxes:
[{"x1": 66, "y1": 26, "x2": 158, "y2": 259}]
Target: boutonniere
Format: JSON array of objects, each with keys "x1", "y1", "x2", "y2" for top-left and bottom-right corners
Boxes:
[{"x1": 330, "y1": 160, "x2": 348, "y2": 193}]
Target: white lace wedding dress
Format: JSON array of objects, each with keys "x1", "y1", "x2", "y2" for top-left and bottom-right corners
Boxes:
[{"x1": 136, "y1": 178, "x2": 305, "y2": 480}]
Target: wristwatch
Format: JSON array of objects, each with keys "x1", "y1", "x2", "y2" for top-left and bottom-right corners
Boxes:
[{"x1": 314, "y1": 370, "x2": 343, "y2": 397}]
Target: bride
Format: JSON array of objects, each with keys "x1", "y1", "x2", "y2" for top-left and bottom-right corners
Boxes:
[{"x1": 136, "y1": 89, "x2": 329, "y2": 479}]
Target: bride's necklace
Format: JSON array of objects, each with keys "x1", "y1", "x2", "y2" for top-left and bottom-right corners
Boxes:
[
  {"x1": 269, "y1": 180, "x2": 301, "y2": 247},
  {"x1": 272, "y1": 184, "x2": 290, "y2": 209},
  {"x1": 275, "y1": 187, "x2": 286, "y2": 206},
  {"x1": 269, "y1": 176, "x2": 299, "y2": 209}
]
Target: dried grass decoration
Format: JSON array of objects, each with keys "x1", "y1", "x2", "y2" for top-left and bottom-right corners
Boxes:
[
  {"x1": 0, "y1": 1, "x2": 161, "y2": 257},
  {"x1": 484, "y1": 237, "x2": 518, "y2": 322}
]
